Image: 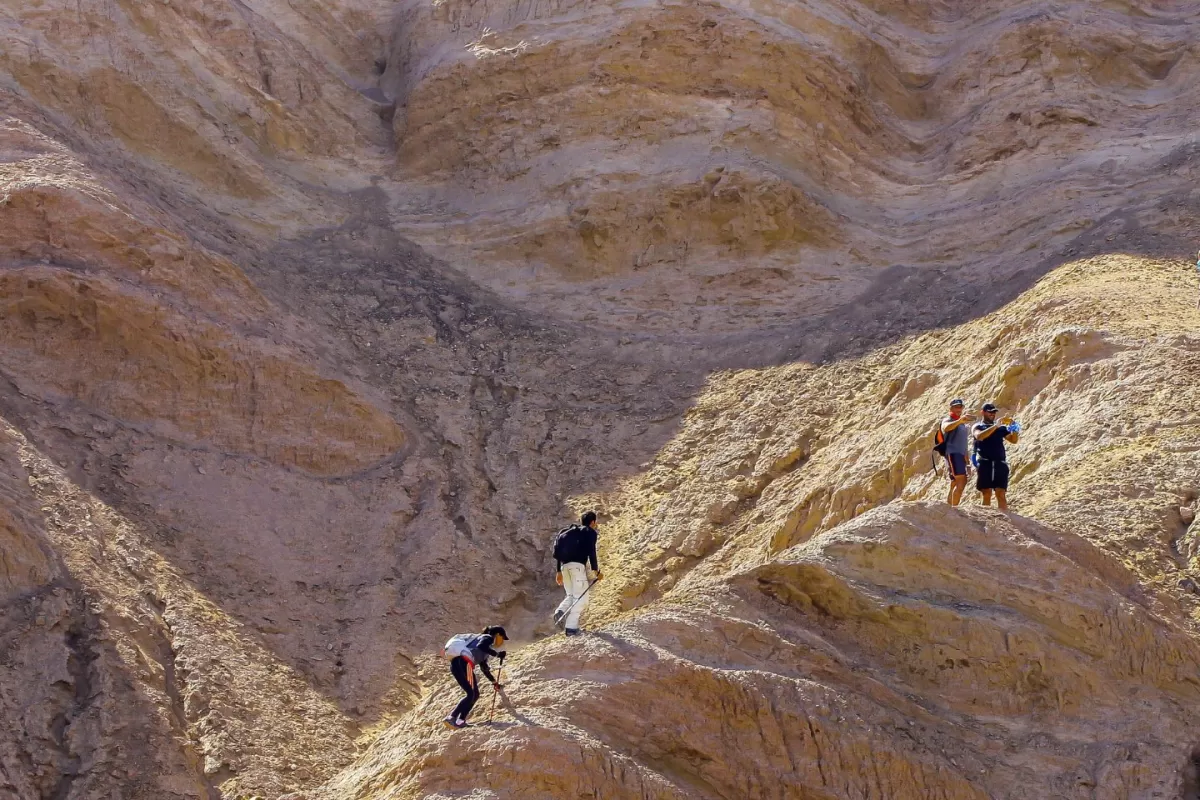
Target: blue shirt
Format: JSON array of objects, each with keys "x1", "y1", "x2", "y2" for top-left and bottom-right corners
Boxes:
[
  {"x1": 941, "y1": 417, "x2": 971, "y2": 456},
  {"x1": 972, "y1": 422, "x2": 1012, "y2": 462}
]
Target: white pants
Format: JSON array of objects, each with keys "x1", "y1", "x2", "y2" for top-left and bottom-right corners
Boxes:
[{"x1": 555, "y1": 562, "x2": 590, "y2": 629}]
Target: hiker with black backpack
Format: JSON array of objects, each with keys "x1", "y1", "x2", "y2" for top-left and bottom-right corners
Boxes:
[
  {"x1": 440, "y1": 626, "x2": 506, "y2": 729},
  {"x1": 552, "y1": 511, "x2": 602, "y2": 637},
  {"x1": 939, "y1": 398, "x2": 976, "y2": 507}
]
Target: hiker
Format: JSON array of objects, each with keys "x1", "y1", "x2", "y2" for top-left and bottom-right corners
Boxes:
[
  {"x1": 440, "y1": 626, "x2": 506, "y2": 729},
  {"x1": 553, "y1": 511, "x2": 602, "y2": 637},
  {"x1": 941, "y1": 398, "x2": 976, "y2": 507},
  {"x1": 972, "y1": 402, "x2": 1020, "y2": 511}
]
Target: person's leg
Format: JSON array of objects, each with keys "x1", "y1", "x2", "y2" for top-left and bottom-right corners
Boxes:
[
  {"x1": 976, "y1": 461, "x2": 989, "y2": 505},
  {"x1": 556, "y1": 561, "x2": 583, "y2": 619},
  {"x1": 995, "y1": 462, "x2": 1010, "y2": 511},
  {"x1": 949, "y1": 455, "x2": 968, "y2": 505},
  {"x1": 450, "y1": 658, "x2": 477, "y2": 722},
  {"x1": 564, "y1": 562, "x2": 589, "y2": 630},
  {"x1": 455, "y1": 675, "x2": 479, "y2": 722},
  {"x1": 462, "y1": 677, "x2": 480, "y2": 722},
  {"x1": 951, "y1": 475, "x2": 967, "y2": 506},
  {"x1": 554, "y1": 576, "x2": 575, "y2": 621}
]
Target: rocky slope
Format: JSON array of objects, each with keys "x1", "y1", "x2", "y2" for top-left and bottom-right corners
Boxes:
[
  {"x1": 314, "y1": 255, "x2": 1200, "y2": 800},
  {"x1": 1, "y1": 0, "x2": 1199, "y2": 799},
  {"x1": 323, "y1": 506, "x2": 1200, "y2": 800}
]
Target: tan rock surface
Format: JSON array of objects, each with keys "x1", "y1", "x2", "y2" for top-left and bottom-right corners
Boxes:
[
  {"x1": 319, "y1": 505, "x2": 1200, "y2": 800},
  {"x1": 379, "y1": 0, "x2": 1200, "y2": 330},
  {"x1": 1, "y1": 0, "x2": 1200, "y2": 798}
]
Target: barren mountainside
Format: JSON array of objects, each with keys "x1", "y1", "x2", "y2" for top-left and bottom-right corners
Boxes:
[{"x1": 1, "y1": 1, "x2": 1200, "y2": 799}]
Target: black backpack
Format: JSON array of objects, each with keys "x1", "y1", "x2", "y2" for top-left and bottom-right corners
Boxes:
[
  {"x1": 931, "y1": 422, "x2": 948, "y2": 472},
  {"x1": 552, "y1": 525, "x2": 584, "y2": 562},
  {"x1": 932, "y1": 423, "x2": 948, "y2": 456}
]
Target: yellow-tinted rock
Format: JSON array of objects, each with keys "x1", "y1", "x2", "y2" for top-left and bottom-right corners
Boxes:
[{"x1": 0, "y1": 267, "x2": 404, "y2": 476}]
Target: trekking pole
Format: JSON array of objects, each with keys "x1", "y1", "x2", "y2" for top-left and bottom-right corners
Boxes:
[
  {"x1": 487, "y1": 664, "x2": 503, "y2": 723},
  {"x1": 553, "y1": 579, "x2": 598, "y2": 627}
]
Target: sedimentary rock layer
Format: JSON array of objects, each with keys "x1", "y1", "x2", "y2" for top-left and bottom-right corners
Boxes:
[{"x1": 2, "y1": 0, "x2": 1200, "y2": 798}]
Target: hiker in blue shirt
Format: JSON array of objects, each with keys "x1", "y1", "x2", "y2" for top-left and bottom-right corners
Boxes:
[{"x1": 972, "y1": 403, "x2": 1021, "y2": 511}]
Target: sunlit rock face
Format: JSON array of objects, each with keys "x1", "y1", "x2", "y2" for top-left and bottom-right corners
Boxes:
[{"x1": 378, "y1": 0, "x2": 1200, "y2": 331}]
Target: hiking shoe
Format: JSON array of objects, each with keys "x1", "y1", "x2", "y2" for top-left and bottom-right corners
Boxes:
[
  {"x1": 565, "y1": 628, "x2": 582, "y2": 637},
  {"x1": 442, "y1": 716, "x2": 458, "y2": 730},
  {"x1": 552, "y1": 610, "x2": 566, "y2": 626}
]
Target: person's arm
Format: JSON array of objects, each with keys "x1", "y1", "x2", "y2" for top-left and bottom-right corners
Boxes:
[
  {"x1": 942, "y1": 414, "x2": 976, "y2": 433},
  {"x1": 1005, "y1": 430, "x2": 1020, "y2": 444},
  {"x1": 475, "y1": 636, "x2": 499, "y2": 684},
  {"x1": 587, "y1": 531, "x2": 598, "y2": 573},
  {"x1": 974, "y1": 423, "x2": 999, "y2": 441}
]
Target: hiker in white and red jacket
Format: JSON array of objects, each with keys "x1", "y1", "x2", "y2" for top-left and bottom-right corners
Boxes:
[{"x1": 441, "y1": 626, "x2": 506, "y2": 729}]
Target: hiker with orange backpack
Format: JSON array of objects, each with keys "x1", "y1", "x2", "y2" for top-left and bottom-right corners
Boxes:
[
  {"x1": 938, "y1": 398, "x2": 977, "y2": 506},
  {"x1": 440, "y1": 626, "x2": 506, "y2": 729}
]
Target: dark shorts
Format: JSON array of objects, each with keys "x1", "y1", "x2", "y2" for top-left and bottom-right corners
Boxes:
[
  {"x1": 976, "y1": 460, "x2": 1010, "y2": 491},
  {"x1": 947, "y1": 453, "x2": 968, "y2": 477}
]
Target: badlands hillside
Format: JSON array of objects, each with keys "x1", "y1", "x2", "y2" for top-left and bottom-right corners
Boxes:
[{"x1": 2, "y1": 0, "x2": 1200, "y2": 799}]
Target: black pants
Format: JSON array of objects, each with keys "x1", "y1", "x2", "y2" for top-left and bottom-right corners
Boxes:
[
  {"x1": 449, "y1": 657, "x2": 479, "y2": 721},
  {"x1": 976, "y1": 459, "x2": 1010, "y2": 491}
]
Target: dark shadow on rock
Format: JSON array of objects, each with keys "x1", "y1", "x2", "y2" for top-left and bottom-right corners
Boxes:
[
  {"x1": 1182, "y1": 743, "x2": 1200, "y2": 799},
  {"x1": 485, "y1": 689, "x2": 539, "y2": 728}
]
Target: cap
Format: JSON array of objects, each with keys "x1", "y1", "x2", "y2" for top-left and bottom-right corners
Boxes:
[
  {"x1": 981, "y1": 402, "x2": 998, "y2": 412},
  {"x1": 949, "y1": 398, "x2": 965, "y2": 407}
]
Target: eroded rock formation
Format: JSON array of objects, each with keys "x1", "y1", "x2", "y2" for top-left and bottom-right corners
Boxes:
[{"x1": 1, "y1": 0, "x2": 1200, "y2": 798}]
